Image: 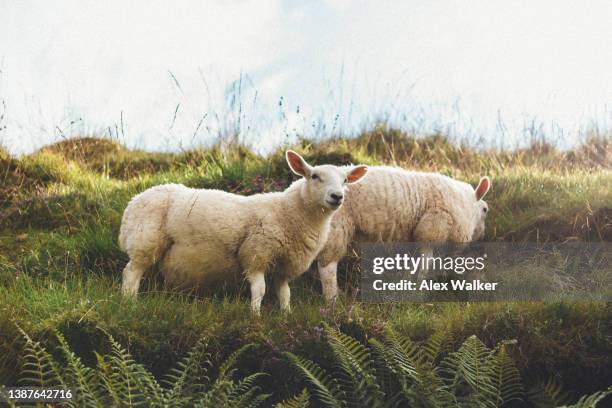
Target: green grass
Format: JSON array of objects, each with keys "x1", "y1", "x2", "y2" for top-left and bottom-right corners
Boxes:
[
  {"x1": 1, "y1": 128, "x2": 611, "y2": 404},
  {"x1": 2, "y1": 275, "x2": 611, "y2": 403}
]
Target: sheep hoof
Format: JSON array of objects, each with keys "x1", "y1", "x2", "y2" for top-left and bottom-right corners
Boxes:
[
  {"x1": 121, "y1": 284, "x2": 138, "y2": 296},
  {"x1": 325, "y1": 296, "x2": 337, "y2": 306}
]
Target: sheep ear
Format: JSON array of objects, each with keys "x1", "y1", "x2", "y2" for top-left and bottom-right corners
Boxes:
[
  {"x1": 346, "y1": 165, "x2": 368, "y2": 184},
  {"x1": 475, "y1": 176, "x2": 491, "y2": 201},
  {"x1": 286, "y1": 150, "x2": 312, "y2": 178}
]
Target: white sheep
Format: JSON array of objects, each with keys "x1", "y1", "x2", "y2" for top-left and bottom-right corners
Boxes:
[
  {"x1": 316, "y1": 166, "x2": 491, "y2": 302},
  {"x1": 118, "y1": 150, "x2": 368, "y2": 314}
]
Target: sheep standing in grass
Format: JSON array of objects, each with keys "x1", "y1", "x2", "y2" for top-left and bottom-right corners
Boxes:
[
  {"x1": 118, "y1": 151, "x2": 368, "y2": 314},
  {"x1": 317, "y1": 167, "x2": 491, "y2": 302}
]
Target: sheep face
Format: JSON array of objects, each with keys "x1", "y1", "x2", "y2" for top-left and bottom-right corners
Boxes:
[
  {"x1": 472, "y1": 200, "x2": 489, "y2": 240},
  {"x1": 286, "y1": 150, "x2": 368, "y2": 211},
  {"x1": 471, "y1": 176, "x2": 491, "y2": 240}
]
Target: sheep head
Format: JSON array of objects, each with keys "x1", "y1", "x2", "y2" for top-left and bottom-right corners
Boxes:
[
  {"x1": 472, "y1": 176, "x2": 491, "y2": 240},
  {"x1": 286, "y1": 150, "x2": 368, "y2": 211}
]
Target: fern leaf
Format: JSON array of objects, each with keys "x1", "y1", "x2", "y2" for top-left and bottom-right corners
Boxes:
[
  {"x1": 382, "y1": 328, "x2": 424, "y2": 380},
  {"x1": 492, "y1": 343, "x2": 523, "y2": 407},
  {"x1": 193, "y1": 379, "x2": 234, "y2": 407},
  {"x1": 17, "y1": 327, "x2": 65, "y2": 390},
  {"x1": 274, "y1": 389, "x2": 311, "y2": 408},
  {"x1": 527, "y1": 377, "x2": 571, "y2": 408},
  {"x1": 372, "y1": 332, "x2": 453, "y2": 407},
  {"x1": 439, "y1": 335, "x2": 498, "y2": 407},
  {"x1": 323, "y1": 324, "x2": 385, "y2": 407},
  {"x1": 100, "y1": 334, "x2": 165, "y2": 407},
  {"x1": 54, "y1": 331, "x2": 104, "y2": 407},
  {"x1": 190, "y1": 343, "x2": 269, "y2": 408},
  {"x1": 284, "y1": 352, "x2": 346, "y2": 408},
  {"x1": 422, "y1": 330, "x2": 451, "y2": 364},
  {"x1": 0, "y1": 386, "x2": 18, "y2": 408},
  {"x1": 217, "y1": 344, "x2": 257, "y2": 381},
  {"x1": 559, "y1": 386, "x2": 612, "y2": 408},
  {"x1": 368, "y1": 338, "x2": 403, "y2": 391},
  {"x1": 96, "y1": 351, "x2": 123, "y2": 407},
  {"x1": 228, "y1": 372, "x2": 269, "y2": 407},
  {"x1": 163, "y1": 337, "x2": 211, "y2": 406},
  {"x1": 325, "y1": 327, "x2": 373, "y2": 376}
]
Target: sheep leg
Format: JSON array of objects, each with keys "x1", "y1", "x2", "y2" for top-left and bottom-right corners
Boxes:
[
  {"x1": 319, "y1": 261, "x2": 339, "y2": 303},
  {"x1": 414, "y1": 211, "x2": 451, "y2": 274},
  {"x1": 122, "y1": 260, "x2": 146, "y2": 295},
  {"x1": 248, "y1": 272, "x2": 266, "y2": 316},
  {"x1": 417, "y1": 244, "x2": 434, "y2": 274},
  {"x1": 275, "y1": 278, "x2": 291, "y2": 313}
]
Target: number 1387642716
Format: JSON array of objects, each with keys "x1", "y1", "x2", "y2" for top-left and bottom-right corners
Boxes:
[{"x1": 1, "y1": 387, "x2": 74, "y2": 402}]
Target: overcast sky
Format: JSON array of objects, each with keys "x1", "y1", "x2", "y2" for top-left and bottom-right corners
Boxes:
[{"x1": 1, "y1": 0, "x2": 611, "y2": 153}]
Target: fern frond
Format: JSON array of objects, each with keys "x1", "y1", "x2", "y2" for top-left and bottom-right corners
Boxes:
[
  {"x1": 422, "y1": 330, "x2": 451, "y2": 364},
  {"x1": 274, "y1": 389, "x2": 310, "y2": 408},
  {"x1": 228, "y1": 372, "x2": 269, "y2": 407},
  {"x1": 527, "y1": 377, "x2": 571, "y2": 408},
  {"x1": 193, "y1": 379, "x2": 234, "y2": 407},
  {"x1": 323, "y1": 325, "x2": 384, "y2": 407},
  {"x1": 54, "y1": 331, "x2": 104, "y2": 407},
  {"x1": 17, "y1": 327, "x2": 64, "y2": 389},
  {"x1": 559, "y1": 386, "x2": 612, "y2": 408},
  {"x1": 129, "y1": 361, "x2": 167, "y2": 407},
  {"x1": 99, "y1": 334, "x2": 165, "y2": 407},
  {"x1": 492, "y1": 343, "x2": 523, "y2": 407},
  {"x1": 237, "y1": 392, "x2": 271, "y2": 408},
  {"x1": 439, "y1": 335, "x2": 497, "y2": 407},
  {"x1": 163, "y1": 337, "x2": 211, "y2": 406},
  {"x1": 324, "y1": 326, "x2": 373, "y2": 376},
  {"x1": 96, "y1": 350, "x2": 129, "y2": 407},
  {"x1": 284, "y1": 352, "x2": 346, "y2": 408},
  {"x1": 0, "y1": 386, "x2": 18, "y2": 408},
  {"x1": 218, "y1": 344, "x2": 257, "y2": 380},
  {"x1": 371, "y1": 332, "x2": 453, "y2": 407},
  {"x1": 368, "y1": 338, "x2": 403, "y2": 392},
  {"x1": 190, "y1": 343, "x2": 268, "y2": 408},
  {"x1": 382, "y1": 328, "x2": 424, "y2": 380}
]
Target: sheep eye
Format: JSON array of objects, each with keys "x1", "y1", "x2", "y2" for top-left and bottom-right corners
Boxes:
[
  {"x1": 483, "y1": 207, "x2": 488, "y2": 213},
  {"x1": 344, "y1": 178, "x2": 348, "y2": 183},
  {"x1": 311, "y1": 174, "x2": 318, "y2": 180}
]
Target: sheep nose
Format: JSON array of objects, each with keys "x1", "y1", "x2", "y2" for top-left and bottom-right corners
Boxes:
[{"x1": 330, "y1": 193, "x2": 343, "y2": 202}]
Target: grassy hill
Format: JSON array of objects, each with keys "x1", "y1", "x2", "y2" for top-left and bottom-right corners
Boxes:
[{"x1": 1, "y1": 127, "x2": 611, "y2": 405}]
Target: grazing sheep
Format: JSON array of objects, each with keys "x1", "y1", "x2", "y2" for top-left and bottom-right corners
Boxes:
[
  {"x1": 316, "y1": 167, "x2": 491, "y2": 302},
  {"x1": 118, "y1": 150, "x2": 368, "y2": 314}
]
